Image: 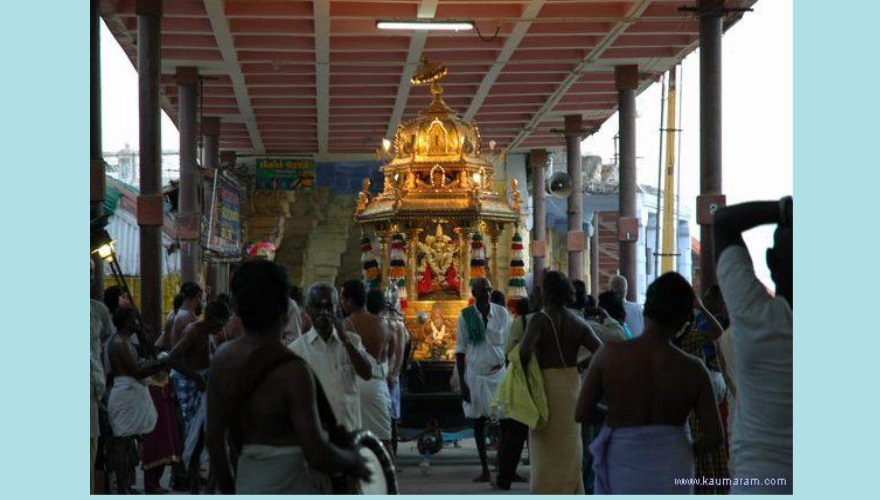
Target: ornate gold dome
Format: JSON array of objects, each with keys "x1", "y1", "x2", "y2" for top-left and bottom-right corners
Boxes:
[{"x1": 355, "y1": 60, "x2": 518, "y2": 227}]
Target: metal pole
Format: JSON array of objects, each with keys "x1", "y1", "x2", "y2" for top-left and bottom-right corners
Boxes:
[
  {"x1": 137, "y1": 0, "x2": 164, "y2": 339},
  {"x1": 661, "y1": 68, "x2": 679, "y2": 274},
  {"x1": 699, "y1": 0, "x2": 724, "y2": 291},
  {"x1": 565, "y1": 115, "x2": 584, "y2": 282},
  {"x1": 653, "y1": 73, "x2": 666, "y2": 281},
  {"x1": 616, "y1": 65, "x2": 639, "y2": 302}
]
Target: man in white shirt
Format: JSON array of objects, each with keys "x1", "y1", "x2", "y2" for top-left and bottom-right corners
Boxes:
[
  {"x1": 608, "y1": 275, "x2": 644, "y2": 337},
  {"x1": 289, "y1": 283, "x2": 373, "y2": 432},
  {"x1": 90, "y1": 259, "x2": 112, "y2": 494},
  {"x1": 713, "y1": 197, "x2": 792, "y2": 494},
  {"x1": 455, "y1": 278, "x2": 511, "y2": 483}
]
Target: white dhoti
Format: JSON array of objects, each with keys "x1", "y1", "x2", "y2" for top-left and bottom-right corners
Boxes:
[
  {"x1": 107, "y1": 376, "x2": 157, "y2": 437},
  {"x1": 358, "y1": 357, "x2": 392, "y2": 440},
  {"x1": 463, "y1": 361, "x2": 505, "y2": 419},
  {"x1": 236, "y1": 445, "x2": 332, "y2": 494},
  {"x1": 590, "y1": 424, "x2": 694, "y2": 494},
  {"x1": 456, "y1": 303, "x2": 510, "y2": 420}
]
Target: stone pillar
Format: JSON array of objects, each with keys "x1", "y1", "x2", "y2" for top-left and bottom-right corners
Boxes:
[
  {"x1": 615, "y1": 65, "x2": 639, "y2": 302},
  {"x1": 90, "y1": 0, "x2": 105, "y2": 299},
  {"x1": 136, "y1": 0, "x2": 164, "y2": 338},
  {"x1": 698, "y1": 0, "x2": 724, "y2": 289},
  {"x1": 564, "y1": 115, "x2": 585, "y2": 282},
  {"x1": 529, "y1": 149, "x2": 548, "y2": 288},
  {"x1": 177, "y1": 66, "x2": 200, "y2": 284}
]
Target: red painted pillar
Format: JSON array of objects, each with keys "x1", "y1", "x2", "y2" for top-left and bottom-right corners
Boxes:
[
  {"x1": 564, "y1": 115, "x2": 585, "y2": 283},
  {"x1": 177, "y1": 66, "x2": 201, "y2": 284},
  {"x1": 137, "y1": 0, "x2": 164, "y2": 338},
  {"x1": 202, "y1": 117, "x2": 220, "y2": 298},
  {"x1": 91, "y1": 0, "x2": 105, "y2": 299},
  {"x1": 698, "y1": 0, "x2": 724, "y2": 291},
  {"x1": 615, "y1": 65, "x2": 639, "y2": 302},
  {"x1": 530, "y1": 149, "x2": 548, "y2": 288}
]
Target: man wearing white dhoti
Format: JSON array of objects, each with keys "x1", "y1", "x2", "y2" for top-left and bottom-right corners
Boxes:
[
  {"x1": 455, "y1": 278, "x2": 511, "y2": 483},
  {"x1": 576, "y1": 272, "x2": 723, "y2": 495},
  {"x1": 105, "y1": 307, "x2": 169, "y2": 494}
]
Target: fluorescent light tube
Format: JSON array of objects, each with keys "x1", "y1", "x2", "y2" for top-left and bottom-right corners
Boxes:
[{"x1": 376, "y1": 20, "x2": 474, "y2": 31}]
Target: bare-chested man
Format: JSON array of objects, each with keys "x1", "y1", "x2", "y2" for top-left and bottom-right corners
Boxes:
[
  {"x1": 105, "y1": 307, "x2": 170, "y2": 494},
  {"x1": 207, "y1": 260, "x2": 370, "y2": 494},
  {"x1": 170, "y1": 282, "x2": 203, "y2": 348},
  {"x1": 367, "y1": 287, "x2": 410, "y2": 460},
  {"x1": 343, "y1": 281, "x2": 395, "y2": 456},
  {"x1": 520, "y1": 271, "x2": 601, "y2": 494},
  {"x1": 576, "y1": 272, "x2": 722, "y2": 494},
  {"x1": 170, "y1": 299, "x2": 230, "y2": 493}
]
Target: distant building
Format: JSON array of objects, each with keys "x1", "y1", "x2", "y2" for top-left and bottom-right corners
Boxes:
[{"x1": 538, "y1": 156, "x2": 693, "y2": 304}]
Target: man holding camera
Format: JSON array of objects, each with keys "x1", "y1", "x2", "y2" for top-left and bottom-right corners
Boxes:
[{"x1": 713, "y1": 197, "x2": 793, "y2": 494}]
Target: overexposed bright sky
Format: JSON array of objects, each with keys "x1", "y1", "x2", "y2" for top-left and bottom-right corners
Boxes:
[
  {"x1": 584, "y1": 0, "x2": 792, "y2": 287},
  {"x1": 101, "y1": 0, "x2": 792, "y2": 287}
]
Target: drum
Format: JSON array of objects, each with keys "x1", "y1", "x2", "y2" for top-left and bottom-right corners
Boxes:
[{"x1": 347, "y1": 430, "x2": 399, "y2": 494}]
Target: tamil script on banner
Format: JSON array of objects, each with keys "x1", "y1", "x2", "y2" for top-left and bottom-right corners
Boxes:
[
  {"x1": 208, "y1": 174, "x2": 243, "y2": 256},
  {"x1": 255, "y1": 158, "x2": 316, "y2": 191}
]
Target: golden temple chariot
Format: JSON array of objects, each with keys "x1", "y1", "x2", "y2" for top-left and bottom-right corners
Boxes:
[{"x1": 354, "y1": 59, "x2": 520, "y2": 361}]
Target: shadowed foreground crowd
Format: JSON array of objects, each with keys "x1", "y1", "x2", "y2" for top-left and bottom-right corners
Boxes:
[{"x1": 89, "y1": 197, "x2": 792, "y2": 495}]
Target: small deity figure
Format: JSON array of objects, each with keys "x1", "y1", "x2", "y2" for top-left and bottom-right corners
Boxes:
[
  {"x1": 509, "y1": 178, "x2": 521, "y2": 213},
  {"x1": 404, "y1": 171, "x2": 417, "y2": 191},
  {"x1": 356, "y1": 178, "x2": 371, "y2": 213},
  {"x1": 428, "y1": 303, "x2": 450, "y2": 360}
]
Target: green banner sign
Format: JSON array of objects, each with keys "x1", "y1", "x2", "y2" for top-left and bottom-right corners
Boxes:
[{"x1": 255, "y1": 158, "x2": 316, "y2": 191}]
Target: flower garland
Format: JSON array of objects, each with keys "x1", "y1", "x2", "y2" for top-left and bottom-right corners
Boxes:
[
  {"x1": 507, "y1": 231, "x2": 527, "y2": 310},
  {"x1": 469, "y1": 231, "x2": 488, "y2": 282},
  {"x1": 360, "y1": 236, "x2": 381, "y2": 289},
  {"x1": 245, "y1": 241, "x2": 277, "y2": 261},
  {"x1": 389, "y1": 232, "x2": 408, "y2": 310}
]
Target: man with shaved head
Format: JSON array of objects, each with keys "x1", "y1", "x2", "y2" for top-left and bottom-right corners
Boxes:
[
  {"x1": 607, "y1": 275, "x2": 644, "y2": 337},
  {"x1": 455, "y1": 277, "x2": 511, "y2": 483},
  {"x1": 713, "y1": 197, "x2": 793, "y2": 494}
]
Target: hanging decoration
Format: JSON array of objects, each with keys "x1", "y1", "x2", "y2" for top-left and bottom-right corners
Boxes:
[
  {"x1": 470, "y1": 231, "x2": 488, "y2": 282},
  {"x1": 507, "y1": 230, "x2": 527, "y2": 310},
  {"x1": 360, "y1": 236, "x2": 381, "y2": 289},
  {"x1": 389, "y1": 232, "x2": 408, "y2": 310}
]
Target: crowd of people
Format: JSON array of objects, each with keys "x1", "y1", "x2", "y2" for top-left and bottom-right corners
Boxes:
[{"x1": 89, "y1": 196, "x2": 792, "y2": 494}]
